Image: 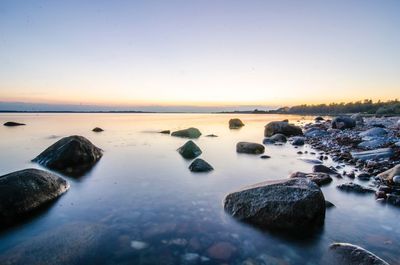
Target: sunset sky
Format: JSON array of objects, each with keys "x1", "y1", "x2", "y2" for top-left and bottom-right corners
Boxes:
[{"x1": 1, "y1": 0, "x2": 399, "y2": 111}]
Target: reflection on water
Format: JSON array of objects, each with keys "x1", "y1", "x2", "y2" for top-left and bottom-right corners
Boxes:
[{"x1": 0, "y1": 113, "x2": 399, "y2": 265}]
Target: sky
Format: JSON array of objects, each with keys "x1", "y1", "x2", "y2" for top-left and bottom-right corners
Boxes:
[{"x1": 0, "y1": 0, "x2": 399, "y2": 111}]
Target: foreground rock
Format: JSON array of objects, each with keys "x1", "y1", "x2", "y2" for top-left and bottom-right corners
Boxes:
[
  {"x1": 3, "y1": 121, "x2": 25, "y2": 126},
  {"x1": 32, "y1": 135, "x2": 103, "y2": 176},
  {"x1": 337, "y1": 182, "x2": 375, "y2": 193},
  {"x1": 224, "y1": 178, "x2": 325, "y2": 231},
  {"x1": 289, "y1": 171, "x2": 332, "y2": 186},
  {"x1": 236, "y1": 142, "x2": 265, "y2": 154},
  {"x1": 171, "y1": 127, "x2": 201, "y2": 138},
  {"x1": 378, "y1": 164, "x2": 400, "y2": 186},
  {"x1": 177, "y1": 141, "x2": 202, "y2": 159},
  {"x1": 0, "y1": 169, "x2": 69, "y2": 224},
  {"x1": 264, "y1": 121, "x2": 303, "y2": 137},
  {"x1": 331, "y1": 116, "x2": 356, "y2": 130},
  {"x1": 326, "y1": 243, "x2": 389, "y2": 265},
  {"x1": 189, "y1": 158, "x2": 214, "y2": 172},
  {"x1": 229, "y1": 118, "x2": 245, "y2": 129},
  {"x1": 92, "y1": 127, "x2": 104, "y2": 132},
  {"x1": 0, "y1": 222, "x2": 110, "y2": 265}
]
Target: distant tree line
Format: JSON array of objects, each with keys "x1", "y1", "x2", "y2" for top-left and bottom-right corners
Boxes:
[{"x1": 265, "y1": 99, "x2": 400, "y2": 115}]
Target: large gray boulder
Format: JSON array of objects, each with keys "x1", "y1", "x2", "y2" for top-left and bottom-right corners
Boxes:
[
  {"x1": 332, "y1": 117, "x2": 356, "y2": 130},
  {"x1": 224, "y1": 178, "x2": 325, "y2": 231},
  {"x1": 236, "y1": 142, "x2": 265, "y2": 154},
  {"x1": 325, "y1": 243, "x2": 389, "y2": 265},
  {"x1": 0, "y1": 222, "x2": 110, "y2": 265},
  {"x1": 171, "y1": 127, "x2": 202, "y2": 138},
  {"x1": 32, "y1": 135, "x2": 103, "y2": 177},
  {"x1": 177, "y1": 141, "x2": 202, "y2": 159},
  {"x1": 229, "y1": 118, "x2": 245, "y2": 129},
  {"x1": 0, "y1": 169, "x2": 69, "y2": 224},
  {"x1": 264, "y1": 121, "x2": 303, "y2": 137}
]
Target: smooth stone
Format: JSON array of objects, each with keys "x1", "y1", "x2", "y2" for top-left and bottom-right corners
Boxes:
[
  {"x1": 0, "y1": 168, "x2": 69, "y2": 224},
  {"x1": 159, "y1": 130, "x2": 170, "y2": 134},
  {"x1": 358, "y1": 139, "x2": 386, "y2": 149},
  {"x1": 393, "y1": 175, "x2": 400, "y2": 185},
  {"x1": 224, "y1": 178, "x2": 325, "y2": 231},
  {"x1": 299, "y1": 158, "x2": 323, "y2": 164},
  {"x1": 3, "y1": 121, "x2": 26, "y2": 126},
  {"x1": 313, "y1": 165, "x2": 337, "y2": 174},
  {"x1": 291, "y1": 136, "x2": 305, "y2": 146},
  {"x1": 260, "y1": 155, "x2": 271, "y2": 159},
  {"x1": 331, "y1": 116, "x2": 356, "y2": 130},
  {"x1": 92, "y1": 127, "x2": 104, "y2": 132},
  {"x1": 264, "y1": 121, "x2": 303, "y2": 137},
  {"x1": 304, "y1": 128, "x2": 329, "y2": 138},
  {"x1": 229, "y1": 118, "x2": 245, "y2": 129},
  {"x1": 32, "y1": 135, "x2": 103, "y2": 177},
  {"x1": 326, "y1": 243, "x2": 389, "y2": 265},
  {"x1": 378, "y1": 165, "x2": 400, "y2": 185},
  {"x1": 357, "y1": 173, "x2": 372, "y2": 181},
  {"x1": 351, "y1": 148, "x2": 393, "y2": 161},
  {"x1": 270, "y1": 133, "x2": 287, "y2": 143},
  {"x1": 188, "y1": 158, "x2": 214, "y2": 172},
  {"x1": 359, "y1": 127, "x2": 387, "y2": 138},
  {"x1": 207, "y1": 242, "x2": 237, "y2": 261},
  {"x1": 236, "y1": 142, "x2": 265, "y2": 154},
  {"x1": 337, "y1": 182, "x2": 375, "y2": 193},
  {"x1": 171, "y1": 128, "x2": 202, "y2": 138},
  {"x1": 177, "y1": 141, "x2": 202, "y2": 159}
]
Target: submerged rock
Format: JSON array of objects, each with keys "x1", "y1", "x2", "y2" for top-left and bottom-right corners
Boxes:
[
  {"x1": 177, "y1": 141, "x2": 202, "y2": 159},
  {"x1": 264, "y1": 121, "x2": 303, "y2": 137},
  {"x1": 378, "y1": 165, "x2": 400, "y2": 186},
  {"x1": 325, "y1": 200, "x2": 335, "y2": 208},
  {"x1": 304, "y1": 128, "x2": 329, "y2": 138},
  {"x1": 291, "y1": 136, "x2": 305, "y2": 146},
  {"x1": 229, "y1": 118, "x2": 245, "y2": 129},
  {"x1": 236, "y1": 142, "x2": 265, "y2": 154},
  {"x1": 358, "y1": 139, "x2": 386, "y2": 149},
  {"x1": 0, "y1": 168, "x2": 69, "y2": 224},
  {"x1": 326, "y1": 243, "x2": 389, "y2": 265},
  {"x1": 337, "y1": 182, "x2": 375, "y2": 193},
  {"x1": 171, "y1": 128, "x2": 202, "y2": 138},
  {"x1": 299, "y1": 158, "x2": 323, "y2": 164},
  {"x1": 92, "y1": 127, "x2": 104, "y2": 132},
  {"x1": 32, "y1": 135, "x2": 103, "y2": 176},
  {"x1": 351, "y1": 148, "x2": 393, "y2": 161},
  {"x1": 268, "y1": 133, "x2": 287, "y2": 143},
  {"x1": 3, "y1": 121, "x2": 25, "y2": 126},
  {"x1": 331, "y1": 117, "x2": 356, "y2": 130},
  {"x1": 189, "y1": 158, "x2": 214, "y2": 172},
  {"x1": 224, "y1": 178, "x2": 325, "y2": 231}
]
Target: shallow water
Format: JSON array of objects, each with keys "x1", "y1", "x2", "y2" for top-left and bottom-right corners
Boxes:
[{"x1": 0, "y1": 113, "x2": 399, "y2": 265}]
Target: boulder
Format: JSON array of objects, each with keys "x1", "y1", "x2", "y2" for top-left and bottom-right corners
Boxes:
[
  {"x1": 0, "y1": 222, "x2": 110, "y2": 265},
  {"x1": 189, "y1": 158, "x2": 214, "y2": 172},
  {"x1": 92, "y1": 127, "x2": 104, "y2": 132},
  {"x1": 171, "y1": 128, "x2": 202, "y2": 138},
  {"x1": 378, "y1": 165, "x2": 400, "y2": 185},
  {"x1": 351, "y1": 148, "x2": 393, "y2": 161},
  {"x1": 236, "y1": 142, "x2": 265, "y2": 154},
  {"x1": 331, "y1": 117, "x2": 356, "y2": 130},
  {"x1": 326, "y1": 243, "x2": 389, "y2": 265},
  {"x1": 270, "y1": 133, "x2": 287, "y2": 143},
  {"x1": 0, "y1": 169, "x2": 69, "y2": 224},
  {"x1": 32, "y1": 135, "x2": 103, "y2": 176},
  {"x1": 177, "y1": 141, "x2": 202, "y2": 159},
  {"x1": 264, "y1": 121, "x2": 303, "y2": 137},
  {"x1": 229, "y1": 118, "x2": 245, "y2": 129},
  {"x1": 337, "y1": 182, "x2": 375, "y2": 194},
  {"x1": 313, "y1": 165, "x2": 337, "y2": 174},
  {"x1": 224, "y1": 178, "x2": 325, "y2": 231},
  {"x1": 291, "y1": 136, "x2": 305, "y2": 146},
  {"x1": 3, "y1": 121, "x2": 25, "y2": 126}
]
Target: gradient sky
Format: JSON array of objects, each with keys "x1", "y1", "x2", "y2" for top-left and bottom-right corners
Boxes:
[{"x1": 1, "y1": 0, "x2": 399, "y2": 110}]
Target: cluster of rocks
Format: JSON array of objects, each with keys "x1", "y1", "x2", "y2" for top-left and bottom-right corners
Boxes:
[{"x1": 177, "y1": 140, "x2": 214, "y2": 172}]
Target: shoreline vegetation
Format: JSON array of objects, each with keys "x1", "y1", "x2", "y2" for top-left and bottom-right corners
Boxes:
[{"x1": 1, "y1": 99, "x2": 399, "y2": 115}]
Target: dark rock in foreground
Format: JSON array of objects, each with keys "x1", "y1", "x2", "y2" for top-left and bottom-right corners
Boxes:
[
  {"x1": 171, "y1": 127, "x2": 201, "y2": 138},
  {"x1": 92, "y1": 127, "x2": 104, "y2": 132},
  {"x1": 331, "y1": 116, "x2": 356, "y2": 130},
  {"x1": 326, "y1": 243, "x2": 389, "y2": 265},
  {"x1": 177, "y1": 140, "x2": 202, "y2": 159},
  {"x1": 264, "y1": 121, "x2": 303, "y2": 137},
  {"x1": 3, "y1": 121, "x2": 25, "y2": 126},
  {"x1": 236, "y1": 142, "x2": 265, "y2": 154},
  {"x1": 0, "y1": 222, "x2": 110, "y2": 265},
  {"x1": 229, "y1": 118, "x2": 245, "y2": 129},
  {"x1": 0, "y1": 169, "x2": 69, "y2": 224},
  {"x1": 337, "y1": 182, "x2": 375, "y2": 194},
  {"x1": 224, "y1": 178, "x2": 325, "y2": 231},
  {"x1": 189, "y1": 158, "x2": 214, "y2": 172},
  {"x1": 32, "y1": 135, "x2": 103, "y2": 177}
]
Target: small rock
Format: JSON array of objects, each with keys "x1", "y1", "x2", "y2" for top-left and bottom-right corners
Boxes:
[
  {"x1": 171, "y1": 128, "x2": 202, "y2": 138},
  {"x1": 269, "y1": 133, "x2": 287, "y2": 143},
  {"x1": 236, "y1": 142, "x2": 265, "y2": 154},
  {"x1": 188, "y1": 158, "x2": 214, "y2": 172},
  {"x1": 291, "y1": 136, "x2": 305, "y2": 146},
  {"x1": 315, "y1": 116, "x2": 324, "y2": 122},
  {"x1": 159, "y1": 130, "x2": 170, "y2": 134},
  {"x1": 299, "y1": 158, "x2": 323, "y2": 164},
  {"x1": 313, "y1": 165, "x2": 337, "y2": 174},
  {"x1": 357, "y1": 173, "x2": 372, "y2": 181},
  {"x1": 206, "y1": 134, "x2": 218, "y2": 137},
  {"x1": 337, "y1": 182, "x2": 375, "y2": 194},
  {"x1": 3, "y1": 121, "x2": 26, "y2": 126},
  {"x1": 264, "y1": 121, "x2": 303, "y2": 137},
  {"x1": 92, "y1": 127, "x2": 104, "y2": 132},
  {"x1": 177, "y1": 141, "x2": 202, "y2": 159},
  {"x1": 326, "y1": 243, "x2": 389, "y2": 265},
  {"x1": 229, "y1": 118, "x2": 245, "y2": 129},
  {"x1": 260, "y1": 155, "x2": 271, "y2": 159},
  {"x1": 331, "y1": 116, "x2": 356, "y2": 130}
]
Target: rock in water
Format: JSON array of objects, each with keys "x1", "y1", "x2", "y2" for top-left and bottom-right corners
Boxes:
[
  {"x1": 92, "y1": 127, "x2": 104, "y2": 132},
  {"x1": 351, "y1": 148, "x2": 393, "y2": 161},
  {"x1": 0, "y1": 169, "x2": 69, "y2": 224},
  {"x1": 326, "y1": 243, "x2": 389, "y2": 265},
  {"x1": 236, "y1": 142, "x2": 265, "y2": 154},
  {"x1": 171, "y1": 128, "x2": 202, "y2": 138},
  {"x1": 229, "y1": 118, "x2": 245, "y2": 129},
  {"x1": 359, "y1": 127, "x2": 387, "y2": 138},
  {"x1": 189, "y1": 158, "x2": 214, "y2": 172},
  {"x1": 378, "y1": 165, "x2": 400, "y2": 186},
  {"x1": 289, "y1": 171, "x2": 332, "y2": 186},
  {"x1": 269, "y1": 133, "x2": 287, "y2": 143},
  {"x1": 223, "y1": 178, "x2": 325, "y2": 231},
  {"x1": 159, "y1": 130, "x2": 170, "y2": 134},
  {"x1": 331, "y1": 117, "x2": 356, "y2": 130},
  {"x1": 177, "y1": 141, "x2": 202, "y2": 159},
  {"x1": 32, "y1": 135, "x2": 103, "y2": 176},
  {"x1": 291, "y1": 136, "x2": 305, "y2": 146},
  {"x1": 315, "y1": 116, "x2": 324, "y2": 122},
  {"x1": 0, "y1": 222, "x2": 110, "y2": 265},
  {"x1": 337, "y1": 182, "x2": 375, "y2": 194},
  {"x1": 264, "y1": 121, "x2": 303, "y2": 137},
  {"x1": 3, "y1": 121, "x2": 25, "y2": 126},
  {"x1": 313, "y1": 165, "x2": 337, "y2": 174}
]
